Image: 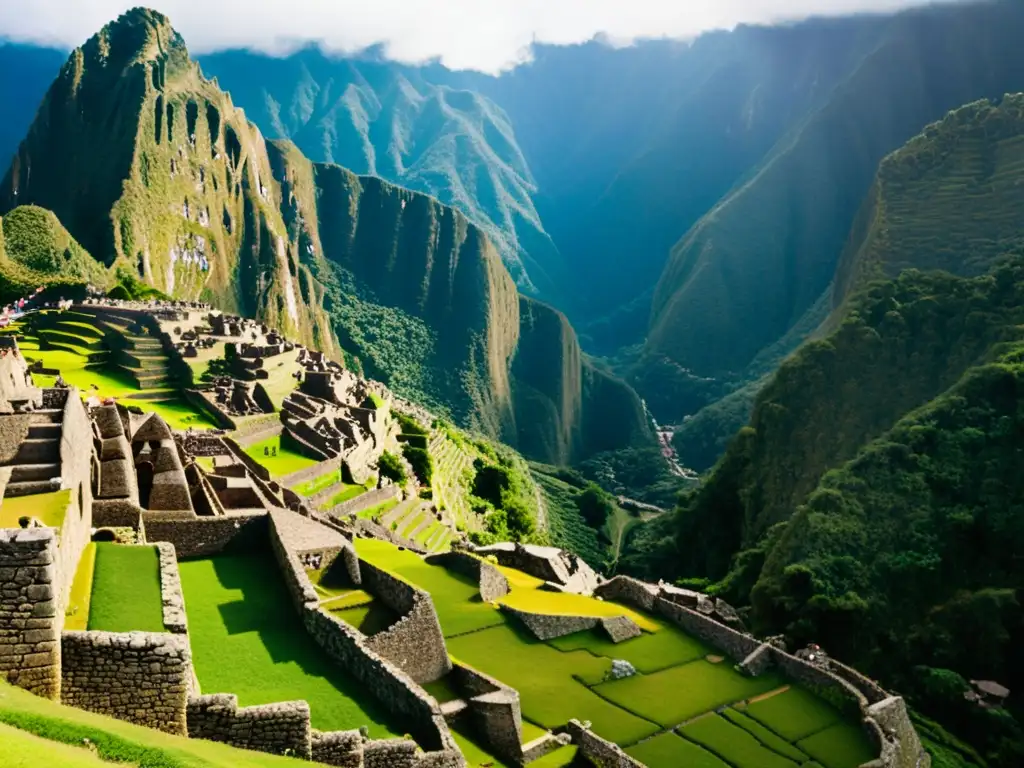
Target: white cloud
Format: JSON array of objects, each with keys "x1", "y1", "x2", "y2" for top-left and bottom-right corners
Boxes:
[{"x1": 0, "y1": 0, "x2": 966, "y2": 73}]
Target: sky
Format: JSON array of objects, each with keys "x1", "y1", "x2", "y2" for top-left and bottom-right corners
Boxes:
[{"x1": 0, "y1": 0, "x2": 966, "y2": 73}]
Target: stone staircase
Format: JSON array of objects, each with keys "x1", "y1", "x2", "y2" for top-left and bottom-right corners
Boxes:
[{"x1": 1, "y1": 410, "x2": 63, "y2": 497}]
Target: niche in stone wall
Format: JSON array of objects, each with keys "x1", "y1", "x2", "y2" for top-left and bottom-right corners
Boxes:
[
  {"x1": 92, "y1": 529, "x2": 116, "y2": 543},
  {"x1": 136, "y1": 461, "x2": 154, "y2": 509},
  {"x1": 154, "y1": 95, "x2": 164, "y2": 145}
]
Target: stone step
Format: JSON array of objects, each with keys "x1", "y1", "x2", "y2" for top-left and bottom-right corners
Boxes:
[
  {"x1": 13, "y1": 438, "x2": 60, "y2": 464},
  {"x1": 439, "y1": 699, "x2": 468, "y2": 722},
  {"x1": 27, "y1": 424, "x2": 61, "y2": 440},
  {"x1": 28, "y1": 410, "x2": 63, "y2": 425},
  {"x1": 9, "y1": 463, "x2": 61, "y2": 483},
  {"x1": 4, "y1": 480, "x2": 59, "y2": 497}
]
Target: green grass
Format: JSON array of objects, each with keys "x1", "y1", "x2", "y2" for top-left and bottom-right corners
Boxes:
[
  {"x1": 293, "y1": 468, "x2": 342, "y2": 497},
  {"x1": 319, "y1": 484, "x2": 366, "y2": 510},
  {"x1": 796, "y1": 723, "x2": 877, "y2": 768},
  {"x1": 447, "y1": 624, "x2": 658, "y2": 745},
  {"x1": 722, "y1": 707, "x2": 810, "y2": 761},
  {"x1": 357, "y1": 498, "x2": 400, "y2": 520},
  {"x1": 0, "y1": 723, "x2": 109, "y2": 768},
  {"x1": 549, "y1": 624, "x2": 709, "y2": 674},
  {"x1": 64, "y1": 543, "x2": 96, "y2": 631},
  {"x1": 451, "y1": 725, "x2": 514, "y2": 768},
  {"x1": 144, "y1": 399, "x2": 216, "y2": 431},
  {"x1": 528, "y1": 744, "x2": 580, "y2": 767},
  {"x1": 329, "y1": 601, "x2": 398, "y2": 636},
  {"x1": 593, "y1": 660, "x2": 784, "y2": 728},
  {"x1": 178, "y1": 549, "x2": 401, "y2": 735},
  {"x1": 356, "y1": 538, "x2": 508, "y2": 637},
  {"x1": 87, "y1": 544, "x2": 165, "y2": 633},
  {"x1": 681, "y1": 714, "x2": 801, "y2": 768},
  {"x1": 625, "y1": 732, "x2": 730, "y2": 768},
  {"x1": 422, "y1": 676, "x2": 462, "y2": 705},
  {"x1": 243, "y1": 435, "x2": 318, "y2": 478},
  {"x1": 0, "y1": 489, "x2": 70, "y2": 530},
  {"x1": 0, "y1": 680, "x2": 318, "y2": 767},
  {"x1": 741, "y1": 686, "x2": 843, "y2": 742}
]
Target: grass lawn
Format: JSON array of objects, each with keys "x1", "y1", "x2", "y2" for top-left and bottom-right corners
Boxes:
[
  {"x1": 319, "y1": 484, "x2": 367, "y2": 510},
  {"x1": 447, "y1": 624, "x2": 659, "y2": 745},
  {"x1": 549, "y1": 623, "x2": 709, "y2": 674},
  {"x1": 625, "y1": 732, "x2": 730, "y2": 768},
  {"x1": 593, "y1": 660, "x2": 785, "y2": 728},
  {"x1": 0, "y1": 680, "x2": 318, "y2": 768},
  {"x1": 178, "y1": 550, "x2": 402, "y2": 735},
  {"x1": 1, "y1": 722, "x2": 112, "y2": 768},
  {"x1": 0, "y1": 489, "x2": 70, "y2": 530},
  {"x1": 722, "y1": 707, "x2": 809, "y2": 761},
  {"x1": 797, "y1": 723, "x2": 877, "y2": 768},
  {"x1": 741, "y1": 686, "x2": 843, "y2": 742},
  {"x1": 356, "y1": 538, "x2": 508, "y2": 637},
  {"x1": 293, "y1": 468, "x2": 342, "y2": 497},
  {"x1": 87, "y1": 544, "x2": 164, "y2": 633},
  {"x1": 681, "y1": 714, "x2": 801, "y2": 768},
  {"x1": 26, "y1": 349, "x2": 139, "y2": 398},
  {"x1": 64, "y1": 543, "x2": 96, "y2": 631},
  {"x1": 357, "y1": 498, "x2": 399, "y2": 520},
  {"x1": 143, "y1": 399, "x2": 216, "y2": 431},
  {"x1": 244, "y1": 435, "x2": 318, "y2": 478}
]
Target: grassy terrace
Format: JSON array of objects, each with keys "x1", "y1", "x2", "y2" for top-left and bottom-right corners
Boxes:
[
  {"x1": 178, "y1": 549, "x2": 401, "y2": 736},
  {"x1": 243, "y1": 434, "x2": 318, "y2": 478},
  {"x1": 0, "y1": 489, "x2": 71, "y2": 529},
  {"x1": 87, "y1": 544, "x2": 165, "y2": 633},
  {"x1": 354, "y1": 539, "x2": 875, "y2": 768},
  {"x1": 0, "y1": 680, "x2": 317, "y2": 768}
]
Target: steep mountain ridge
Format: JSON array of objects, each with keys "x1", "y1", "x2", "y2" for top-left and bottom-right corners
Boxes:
[
  {"x1": 0, "y1": 8, "x2": 649, "y2": 466},
  {"x1": 645, "y1": 0, "x2": 1024, "y2": 415},
  {"x1": 199, "y1": 49, "x2": 563, "y2": 297}
]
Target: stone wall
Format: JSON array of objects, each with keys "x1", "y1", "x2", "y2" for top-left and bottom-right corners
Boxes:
[
  {"x1": 280, "y1": 457, "x2": 341, "y2": 493},
  {"x1": 185, "y1": 389, "x2": 239, "y2": 431},
  {"x1": 156, "y1": 543, "x2": 187, "y2": 634},
  {"x1": 768, "y1": 646, "x2": 868, "y2": 719},
  {"x1": 143, "y1": 511, "x2": 267, "y2": 557},
  {"x1": 187, "y1": 694, "x2": 311, "y2": 758},
  {"x1": 593, "y1": 576, "x2": 658, "y2": 612},
  {"x1": 92, "y1": 499, "x2": 144, "y2": 531},
  {"x1": 178, "y1": 432, "x2": 230, "y2": 457},
  {"x1": 223, "y1": 437, "x2": 272, "y2": 482},
  {"x1": 653, "y1": 597, "x2": 761, "y2": 663},
  {"x1": 499, "y1": 604, "x2": 599, "y2": 641},
  {"x1": 451, "y1": 663, "x2": 523, "y2": 765},
  {"x1": 61, "y1": 631, "x2": 191, "y2": 735},
  {"x1": 565, "y1": 720, "x2": 643, "y2": 768},
  {"x1": 867, "y1": 697, "x2": 931, "y2": 768},
  {"x1": 54, "y1": 391, "x2": 95, "y2": 609},
  {"x1": 0, "y1": 528, "x2": 60, "y2": 698},
  {"x1": 331, "y1": 485, "x2": 400, "y2": 517},
  {"x1": 359, "y1": 560, "x2": 452, "y2": 684}
]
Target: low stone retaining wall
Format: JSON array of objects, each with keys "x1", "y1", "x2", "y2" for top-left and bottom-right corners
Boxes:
[
  {"x1": 181, "y1": 388, "x2": 236, "y2": 430},
  {"x1": 593, "y1": 575, "x2": 658, "y2": 612},
  {"x1": 144, "y1": 511, "x2": 267, "y2": 557},
  {"x1": 565, "y1": 720, "x2": 643, "y2": 768},
  {"x1": 0, "y1": 528, "x2": 60, "y2": 698},
  {"x1": 499, "y1": 604, "x2": 599, "y2": 641},
  {"x1": 654, "y1": 597, "x2": 760, "y2": 662},
  {"x1": 187, "y1": 694, "x2": 311, "y2": 758},
  {"x1": 330, "y1": 485, "x2": 400, "y2": 518},
  {"x1": 223, "y1": 437, "x2": 272, "y2": 482},
  {"x1": 359, "y1": 560, "x2": 451, "y2": 684},
  {"x1": 451, "y1": 663, "x2": 523, "y2": 765},
  {"x1": 281, "y1": 457, "x2": 341, "y2": 493},
  {"x1": 92, "y1": 499, "x2": 144, "y2": 531},
  {"x1": 157, "y1": 542, "x2": 187, "y2": 634},
  {"x1": 61, "y1": 631, "x2": 191, "y2": 735}
]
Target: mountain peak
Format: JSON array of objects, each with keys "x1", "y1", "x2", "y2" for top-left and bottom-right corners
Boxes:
[{"x1": 82, "y1": 6, "x2": 185, "y2": 76}]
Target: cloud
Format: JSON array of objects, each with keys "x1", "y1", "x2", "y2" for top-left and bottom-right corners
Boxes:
[{"x1": 0, "y1": 0, "x2": 966, "y2": 73}]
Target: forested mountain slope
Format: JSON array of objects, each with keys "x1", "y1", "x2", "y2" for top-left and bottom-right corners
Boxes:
[
  {"x1": 199, "y1": 48, "x2": 563, "y2": 296},
  {"x1": 623, "y1": 94, "x2": 1024, "y2": 766}
]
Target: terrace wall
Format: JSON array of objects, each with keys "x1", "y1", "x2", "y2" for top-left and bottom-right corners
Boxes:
[
  {"x1": 186, "y1": 694, "x2": 311, "y2": 758},
  {"x1": 280, "y1": 457, "x2": 341, "y2": 491},
  {"x1": 0, "y1": 528, "x2": 61, "y2": 698},
  {"x1": 330, "y1": 485, "x2": 400, "y2": 517},
  {"x1": 653, "y1": 597, "x2": 761, "y2": 662},
  {"x1": 593, "y1": 576, "x2": 658, "y2": 612},
  {"x1": 451, "y1": 663, "x2": 523, "y2": 765},
  {"x1": 499, "y1": 604, "x2": 599, "y2": 641},
  {"x1": 223, "y1": 437, "x2": 272, "y2": 482},
  {"x1": 565, "y1": 720, "x2": 643, "y2": 768},
  {"x1": 92, "y1": 499, "x2": 144, "y2": 531},
  {"x1": 60, "y1": 631, "x2": 191, "y2": 735},
  {"x1": 359, "y1": 560, "x2": 452, "y2": 684},
  {"x1": 143, "y1": 510, "x2": 267, "y2": 557},
  {"x1": 55, "y1": 391, "x2": 95, "y2": 609},
  {"x1": 268, "y1": 519, "x2": 458, "y2": 756},
  {"x1": 156, "y1": 542, "x2": 187, "y2": 634},
  {"x1": 424, "y1": 552, "x2": 509, "y2": 602}
]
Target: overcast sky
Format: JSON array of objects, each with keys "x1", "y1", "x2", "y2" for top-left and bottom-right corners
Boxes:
[{"x1": 0, "y1": 0, "x2": 965, "y2": 72}]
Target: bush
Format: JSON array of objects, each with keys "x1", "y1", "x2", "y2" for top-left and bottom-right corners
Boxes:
[
  {"x1": 576, "y1": 483, "x2": 614, "y2": 528},
  {"x1": 378, "y1": 451, "x2": 406, "y2": 485},
  {"x1": 402, "y1": 444, "x2": 433, "y2": 486},
  {"x1": 107, "y1": 283, "x2": 131, "y2": 301}
]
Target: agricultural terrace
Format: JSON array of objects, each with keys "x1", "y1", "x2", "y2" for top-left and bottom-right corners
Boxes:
[
  {"x1": 10, "y1": 310, "x2": 214, "y2": 430},
  {"x1": 0, "y1": 489, "x2": 70, "y2": 530},
  {"x1": 243, "y1": 434, "x2": 318, "y2": 478},
  {"x1": 354, "y1": 539, "x2": 874, "y2": 768},
  {"x1": 63, "y1": 544, "x2": 165, "y2": 633},
  {"x1": 177, "y1": 547, "x2": 402, "y2": 736}
]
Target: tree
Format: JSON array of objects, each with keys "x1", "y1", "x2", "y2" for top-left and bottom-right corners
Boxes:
[
  {"x1": 378, "y1": 451, "x2": 406, "y2": 485},
  {"x1": 576, "y1": 482, "x2": 614, "y2": 528}
]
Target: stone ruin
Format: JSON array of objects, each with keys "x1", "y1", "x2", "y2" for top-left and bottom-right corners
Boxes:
[{"x1": 211, "y1": 377, "x2": 275, "y2": 417}]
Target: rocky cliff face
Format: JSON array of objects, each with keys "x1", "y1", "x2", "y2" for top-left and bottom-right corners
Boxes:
[{"x1": 0, "y1": 8, "x2": 649, "y2": 465}]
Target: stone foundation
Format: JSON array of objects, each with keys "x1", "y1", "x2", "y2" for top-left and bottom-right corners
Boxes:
[
  {"x1": 0, "y1": 528, "x2": 60, "y2": 698},
  {"x1": 61, "y1": 631, "x2": 191, "y2": 735}
]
